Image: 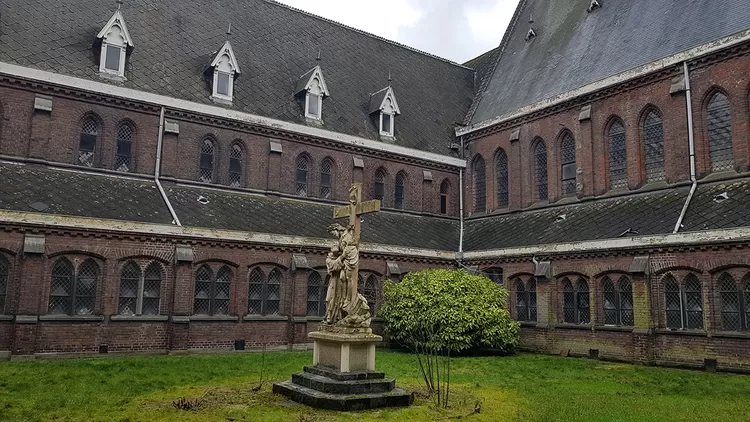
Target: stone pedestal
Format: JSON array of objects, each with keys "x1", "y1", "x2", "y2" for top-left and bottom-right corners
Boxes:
[{"x1": 310, "y1": 330, "x2": 380, "y2": 373}]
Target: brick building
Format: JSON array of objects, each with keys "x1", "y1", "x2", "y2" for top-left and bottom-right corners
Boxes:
[{"x1": 0, "y1": 0, "x2": 749, "y2": 371}]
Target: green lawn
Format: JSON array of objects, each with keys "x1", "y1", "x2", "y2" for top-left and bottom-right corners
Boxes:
[{"x1": 0, "y1": 350, "x2": 748, "y2": 421}]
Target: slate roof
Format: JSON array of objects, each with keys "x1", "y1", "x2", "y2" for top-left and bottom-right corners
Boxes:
[
  {"x1": 0, "y1": 0, "x2": 475, "y2": 155},
  {"x1": 470, "y1": 0, "x2": 750, "y2": 124}
]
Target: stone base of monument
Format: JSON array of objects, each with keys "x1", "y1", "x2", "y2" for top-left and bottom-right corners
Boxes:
[{"x1": 273, "y1": 328, "x2": 413, "y2": 411}]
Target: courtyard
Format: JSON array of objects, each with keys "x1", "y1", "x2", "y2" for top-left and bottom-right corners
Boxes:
[{"x1": 0, "y1": 350, "x2": 747, "y2": 421}]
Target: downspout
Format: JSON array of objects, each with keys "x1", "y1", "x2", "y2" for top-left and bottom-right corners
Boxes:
[
  {"x1": 673, "y1": 62, "x2": 697, "y2": 233},
  {"x1": 458, "y1": 135, "x2": 465, "y2": 254},
  {"x1": 155, "y1": 107, "x2": 182, "y2": 226}
]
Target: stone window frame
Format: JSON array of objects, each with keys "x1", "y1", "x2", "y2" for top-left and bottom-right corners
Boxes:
[
  {"x1": 0, "y1": 253, "x2": 10, "y2": 315},
  {"x1": 48, "y1": 256, "x2": 101, "y2": 316},
  {"x1": 601, "y1": 275, "x2": 634, "y2": 327},
  {"x1": 661, "y1": 272, "x2": 704, "y2": 331},
  {"x1": 472, "y1": 154, "x2": 486, "y2": 213},
  {"x1": 193, "y1": 263, "x2": 233, "y2": 316},
  {"x1": 117, "y1": 260, "x2": 164, "y2": 316},
  {"x1": 306, "y1": 269, "x2": 326, "y2": 317},
  {"x1": 247, "y1": 265, "x2": 283, "y2": 316}
]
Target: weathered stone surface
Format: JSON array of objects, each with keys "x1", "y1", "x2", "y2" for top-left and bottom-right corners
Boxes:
[{"x1": 272, "y1": 379, "x2": 413, "y2": 411}]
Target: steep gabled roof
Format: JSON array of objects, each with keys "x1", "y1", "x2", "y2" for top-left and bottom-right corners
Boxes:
[
  {"x1": 470, "y1": 0, "x2": 750, "y2": 124},
  {"x1": 0, "y1": 0, "x2": 475, "y2": 155}
]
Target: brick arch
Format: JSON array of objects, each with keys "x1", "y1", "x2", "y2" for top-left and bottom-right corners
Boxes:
[
  {"x1": 116, "y1": 254, "x2": 171, "y2": 265},
  {"x1": 47, "y1": 249, "x2": 107, "y2": 262},
  {"x1": 194, "y1": 258, "x2": 239, "y2": 268}
]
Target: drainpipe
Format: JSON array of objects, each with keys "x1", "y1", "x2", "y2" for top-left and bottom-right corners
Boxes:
[
  {"x1": 673, "y1": 62, "x2": 697, "y2": 233},
  {"x1": 155, "y1": 107, "x2": 182, "y2": 226},
  {"x1": 458, "y1": 135, "x2": 465, "y2": 254}
]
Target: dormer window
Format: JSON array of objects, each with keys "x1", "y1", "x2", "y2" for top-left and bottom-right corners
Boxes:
[
  {"x1": 369, "y1": 86, "x2": 400, "y2": 137},
  {"x1": 208, "y1": 40, "x2": 241, "y2": 103},
  {"x1": 96, "y1": 8, "x2": 134, "y2": 79},
  {"x1": 296, "y1": 65, "x2": 330, "y2": 121}
]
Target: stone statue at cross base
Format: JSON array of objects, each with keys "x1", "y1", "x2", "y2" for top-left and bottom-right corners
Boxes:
[{"x1": 322, "y1": 223, "x2": 371, "y2": 330}]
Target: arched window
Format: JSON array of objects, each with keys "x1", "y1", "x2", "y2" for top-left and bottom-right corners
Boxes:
[
  {"x1": 115, "y1": 123, "x2": 134, "y2": 172},
  {"x1": 643, "y1": 110, "x2": 665, "y2": 183},
  {"x1": 719, "y1": 273, "x2": 748, "y2": 332},
  {"x1": 707, "y1": 92, "x2": 733, "y2": 172},
  {"x1": 229, "y1": 144, "x2": 243, "y2": 187},
  {"x1": 48, "y1": 258, "x2": 98, "y2": 315},
  {"x1": 306, "y1": 271, "x2": 325, "y2": 317},
  {"x1": 533, "y1": 139, "x2": 548, "y2": 201},
  {"x1": 609, "y1": 119, "x2": 627, "y2": 190},
  {"x1": 194, "y1": 265, "x2": 231, "y2": 316},
  {"x1": 394, "y1": 171, "x2": 406, "y2": 210},
  {"x1": 560, "y1": 133, "x2": 576, "y2": 196},
  {"x1": 515, "y1": 279, "x2": 527, "y2": 321},
  {"x1": 119, "y1": 261, "x2": 162, "y2": 316},
  {"x1": 320, "y1": 158, "x2": 334, "y2": 199},
  {"x1": 199, "y1": 139, "x2": 215, "y2": 183},
  {"x1": 0, "y1": 255, "x2": 8, "y2": 314},
  {"x1": 374, "y1": 168, "x2": 386, "y2": 202},
  {"x1": 495, "y1": 149, "x2": 509, "y2": 209},
  {"x1": 78, "y1": 117, "x2": 99, "y2": 167},
  {"x1": 359, "y1": 273, "x2": 378, "y2": 316},
  {"x1": 439, "y1": 180, "x2": 450, "y2": 215},
  {"x1": 527, "y1": 279, "x2": 537, "y2": 322},
  {"x1": 296, "y1": 154, "x2": 310, "y2": 196},
  {"x1": 248, "y1": 267, "x2": 282, "y2": 316},
  {"x1": 602, "y1": 276, "x2": 634, "y2": 326},
  {"x1": 664, "y1": 274, "x2": 703, "y2": 330},
  {"x1": 472, "y1": 155, "x2": 486, "y2": 212},
  {"x1": 563, "y1": 278, "x2": 589, "y2": 324}
]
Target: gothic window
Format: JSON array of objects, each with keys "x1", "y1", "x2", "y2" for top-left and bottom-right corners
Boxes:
[
  {"x1": 602, "y1": 276, "x2": 634, "y2": 326},
  {"x1": 78, "y1": 117, "x2": 99, "y2": 167},
  {"x1": 472, "y1": 155, "x2": 486, "y2": 212},
  {"x1": 643, "y1": 110, "x2": 665, "y2": 183},
  {"x1": 296, "y1": 154, "x2": 310, "y2": 197},
  {"x1": 707, "y1": 92, "x2": 733, "y2": 172},
  {"x1": 48, "y1": 258, "x2": 98, "y2": 316},
  {"x1": 0, "y1": 255, "x2": 8, "y2": 314},
  {"x1": 193, "y1": 265, "x2": 231, "y2": 316},
  {"x1": 199, "y1": 139, "x2": 215, "y2": 183},
  {"x1": 533, "y1": 139, "x2": 548, "y2": 201},
  {"x1": 495, "y1": 149, "x2": 509, "y2": 209},
  {"x1": 359, "y1": 273, "x2": 378, "y2": 316},
  {"x1": 306, "y1": 271, "x2": 326, "y2": 317},
  {"x1": 563, "y1": 278, "x2": 590, "y2": 324},
  {"x1": 395, "y1": 171, "x2": 406, "y2": 210},
  {"x1": 609, "y1": 119, "x2": 627, "y2": 190},
  {"x1": 320, "y1": 158, "x2": 334, "y2": 199},
  {"x1": 439, "y1": 180, "x2": 450, "y2": 215},
  {"x1": 719, "y1": 273, "x2": 749, "y2": 332},
  {"x1": 229, "y1": 144, "x2": 243, "y2": 188},
  {"x1": 374, "y1": 168, "x2": 386, "y2": 202},
  {"x1": 527, "y1": 279, "x2": 537, "y2": 322},
  {"x1": 664, "y1": 274, "x2": 703, "y2": 330},
  {"x1": 248, "y1": 267, "x2": 281, "y2": 316},
  {"x1": 115, "y1": 123, "x2": 134, "y2": 172},
  {"x1": 516, "y1": 278, "x2": 537, "y2": 322},
  {"x1": 118, "y1": 261, "x2": 162, "y2": 316},
  {"x1": 560, "y1": 133, "x2": 576, "y2": 196}
]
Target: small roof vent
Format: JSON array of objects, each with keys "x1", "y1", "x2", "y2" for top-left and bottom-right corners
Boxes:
[
  {"x1": 714, "y1": 192, "x2": 729, "y2": 203},
  {"x1": 587, "y1": 0, "x2": 601, "y2": 13},
  {"x1": 197, "y1": 195, "x2": 210, "y2": 205},
  {"x1": 524, "y1": 15, "x2": 537, "y2": 42}
]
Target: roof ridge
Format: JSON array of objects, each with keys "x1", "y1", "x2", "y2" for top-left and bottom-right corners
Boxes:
[{"x1": 262, "y1": 0, "x2": 474, "y2": 71}]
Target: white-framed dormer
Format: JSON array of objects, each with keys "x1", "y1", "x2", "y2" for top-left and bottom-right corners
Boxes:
[
  {"x1": 296, "y1": 65, "x2": 330, "y2": 121},
  {"x1": 96, "y1": 8, "x2": 134, "y2": 79},
  {"x1": 209, "y1": 40, "x2": 241, "y2": 103},
  {"x1": 369, "y1": 86, "x2": 400, "y2": 137}
]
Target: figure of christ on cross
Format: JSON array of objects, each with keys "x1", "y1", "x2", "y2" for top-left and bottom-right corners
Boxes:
[{"x1": 330, "y1": 183, "x2": 380, "y2": 322}]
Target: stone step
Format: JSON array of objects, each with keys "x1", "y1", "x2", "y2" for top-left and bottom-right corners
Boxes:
[
  {"x1": 272, "y1": 380, "x2": 413, "y2": 411},
  {"x1": 292, "y1": 371, "x2": 396, "y2": 395},
  {"x1": 303, "y1": 365, "x2": 385, "y2": 381}
]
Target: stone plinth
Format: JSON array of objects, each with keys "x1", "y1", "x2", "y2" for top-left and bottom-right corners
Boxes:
[{"x1": 309, "y1": 330, "x2": 381, "y2": 373}]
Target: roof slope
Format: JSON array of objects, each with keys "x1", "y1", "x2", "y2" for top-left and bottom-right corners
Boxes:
[
  {"x1": 470, "y1": 0, "x2": 750, "y2": 124},
  {"x1": 0, "y1": 0, "x2": 475, "y2": 154}
]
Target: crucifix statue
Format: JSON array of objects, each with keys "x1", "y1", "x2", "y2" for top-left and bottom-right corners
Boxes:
[{"x1": 324, "y1": 183, "x2": 380, "y2": 328}]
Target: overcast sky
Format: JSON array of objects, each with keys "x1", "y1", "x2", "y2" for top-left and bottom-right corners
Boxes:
[{"x1": 276, "y1": 0, "x2": 520, "y2": 63}]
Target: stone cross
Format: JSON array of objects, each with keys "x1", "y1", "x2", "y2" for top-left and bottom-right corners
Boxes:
[{"x1": 333, "y1": 183, "x2": 380, "y2": 300}]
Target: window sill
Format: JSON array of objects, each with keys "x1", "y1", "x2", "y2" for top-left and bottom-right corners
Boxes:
[
  {"x1": 0, "y1": 315, "x2": 14, "y2": 321},
  {"x1": 594, "y1": 325, "x2": 633, "y2": 332},
  {"x1": 654, "y1": 328, "x2": 707, "y2": 337},
  {"x1": 210, "y1": 95, "x2": 233, "y2": 106},
  {"x1": 709, "y1": 331, "x2": 750, "y2": 339},
  {"x1": 554, "y1": 323, "x2": 593, "y2": 330},
  {"x1": 39, "y1": 315, "x2": 105, "y2": 322},
  {"x1": 110, "y1": 315, "x2": 169, "y2": 322},
  {"x1": 519, "y1": 321, "x2": 537, "y2": 327},
  {"x1": 293, "y1": 316, "x2": 324, "y2": 323},
  {"x1": 243, "y1": 315, "x2": 287, "y2": 322},
  {"x1": 189, "y1": 315, "x2": 239, "y2": 322}
]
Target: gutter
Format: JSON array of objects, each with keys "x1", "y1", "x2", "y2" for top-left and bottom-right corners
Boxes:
[
  {"x1": 155, "y1": 107, "x2": 182, "y2": 226},
  {"x1": 673, "y1": 62, "x2": 697, "y2": 234}
]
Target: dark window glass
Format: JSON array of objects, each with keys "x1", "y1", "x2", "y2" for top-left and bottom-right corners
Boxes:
[
  {"x1": 49, "y1": 259, "x2": 98, "y2": 316},
  {"x1": 229, "y1": 144, "x2": 242, "y2": 188},
  {"x1": 142, "y1": 263, "x2": 162, "y2": 316},
  {"x1": 563, "y1": 278, "x2": 589, "y2": 324},
  {"x1": 78, "y1": 118, "x2": 98, "y2": 167},
  {"x1": 0, "y1": 255, "x2": 9, "y2": 314},
  {"x1": 560, "y1": 134, "x2": 576, "y2": 196},
  {"x1": 118, "y1": 261, "x2": 162, "y2": 316},
  {"x1": 49, "y1": 259, "x2": 74, "y2": 315},
  {"x1": 495, "y1": 149, "x2": 509, "y2": 208},
  {"x1": 266, "y1": 269, "x2": 281, "y2": 315},
  {"x1": 104, "y1": 45, "x2": 121, "y2": 71},
  {"x1": 381, "y1": 113, "x2": 392, "y2": 134},
  {"x1": 684, "y1": 275, "x2": 703, "y2": 330},
  {"x1": 216, "y1": 72, "x2": 231, "y2": 96},
  {"x1": 516, "y1": 279, "x2": 528, "y2": 321},
  {"x1": 664, "y1": 274, "x2": 703, "y2": 330},
  {"x1": 603, "y1": 278, "x2": 618, "y2": 325},
  {"x1": 473, "y1": 156, "x2": 486, "y2": 212},
  {"x1": 643, "y1": 111, "x2": 665, "y2": 183},
  {"x1": 248, "y1": 268, "x2": 264, "y2": 315},
  {"x1": 320, "y1": 159, "x2": 333, "y2": 199},
  {"x1": 439, "y1": 180, "x2": 449, "y2": 214},
  {"x1": 528, "y1": 279, "x2": 537, "y2": 322},
  {"x1": 199, "y1": 140, "x2": 215, "y2": 183},
  {"x1": 664, "y1": 276, "x2": 682, "y2": 329},
  {"x1": 707, "y1": 92, "x2": 733, "y2": 172},
  {"x1": 374, "y1": 168, "x2": 386, "y2": 202},
  {"x1": 533, "y1": 140, "x2": 548, "y2": 201},
  {"x1": 563, "y1": 280, "x2": 575, "y2": 323},
  {"x1": 248, "y1": 267, "x2": 282, "y2": 316},
  {"x1": 395, "y1": 172, "x2": 406, "y2": 210},
  {"x1": 296, "y1": 155, "x2": 310, "y2": 196},
  {"x1": 603, "y1": 276, "x2": 633, "y2": 326},
  {"x1": 307, "y1": 271, "x2": 325, "y2": 317},
  {"x1": 609, "y1": 120, "x2": 627, "y2": 189},
  {"x1": 307, "y1": 93, "x2": 320, "y2": 117},
  {"x1": 115, "y1": 124, "x2": 133, "y2": 172},
  {"x1": 194, "y1": 265, "x2": 232, "y2": 316},
  {"x1": 720, "y1": 274, "x2": 742, "y2": 331},
  {"x1": 619, "y1": 277, "x2": 634, "y2": 326},
  {"x1": 118, "y1": 262, "x2": 140, "y2": 316}
]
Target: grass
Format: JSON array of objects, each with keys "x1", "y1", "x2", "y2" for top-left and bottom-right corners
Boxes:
[{"x1": 0, "y1": 350, "x2": 748, "y2": 421}]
